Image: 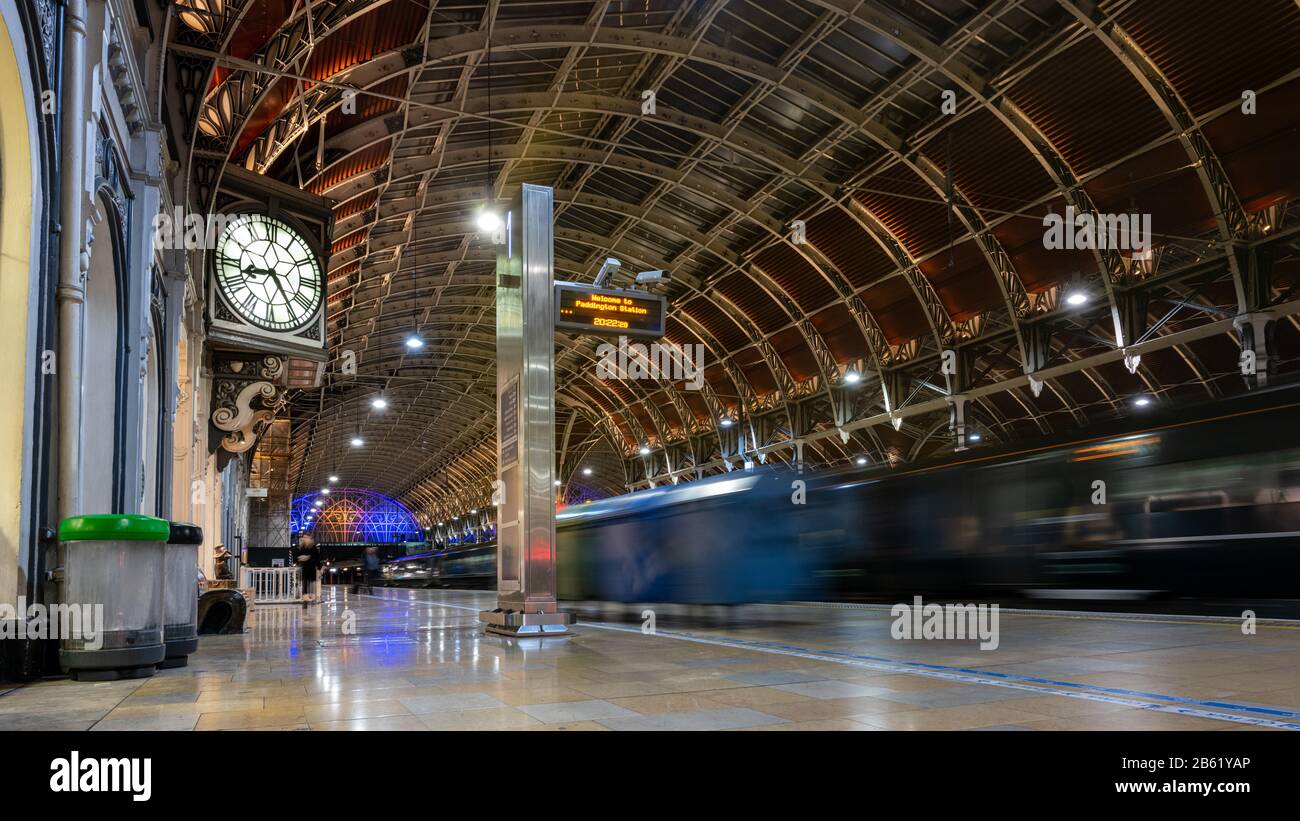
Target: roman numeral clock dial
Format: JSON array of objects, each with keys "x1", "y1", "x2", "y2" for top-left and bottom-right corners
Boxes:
[{"x1": 215, "y1": 215, "x2": 322, "y2": 333}]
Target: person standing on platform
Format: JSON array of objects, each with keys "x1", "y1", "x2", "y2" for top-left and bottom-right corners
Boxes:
[
  {"x1": 294, "y1": 533, "x2": 322, "y2": 606},
  {"x1": 361, "y1": 545, "x2": 380, "y2": 594}
]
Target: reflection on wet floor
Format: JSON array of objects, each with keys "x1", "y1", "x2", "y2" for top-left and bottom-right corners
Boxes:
[{"x1": 3, "y1": 586, "x2": 1300, "y2": 731}]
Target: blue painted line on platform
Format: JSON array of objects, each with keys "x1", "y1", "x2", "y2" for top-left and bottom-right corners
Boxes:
[{"x1": 582, "y1": 622, "x2": 1300, "y2": 730}]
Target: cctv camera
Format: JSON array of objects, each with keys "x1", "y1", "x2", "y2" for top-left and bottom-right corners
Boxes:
[
  {"x1": 593, "y1": 257, "x2": 621, "y2": 287},
  {"x1": 635, "y1": 269, "x2": 669, "y2": 285}
]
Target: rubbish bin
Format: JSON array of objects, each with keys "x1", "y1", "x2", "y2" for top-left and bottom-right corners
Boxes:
[
  {"x1": 161, "y1": 522, "x2": 203, "y2": 669},
  {"x1": 57, "y1": 514, "x2": 170, "y2": 681}
]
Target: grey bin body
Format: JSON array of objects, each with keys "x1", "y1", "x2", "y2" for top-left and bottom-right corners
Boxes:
[
  {"x1": 161, "y1": 522, "x2": 203, "y2": 668},
  {"x1": 57, "y1": 515, "x2": 170, "y2": 681}
]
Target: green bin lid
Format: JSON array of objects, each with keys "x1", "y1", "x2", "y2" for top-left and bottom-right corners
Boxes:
[{"x1": 59, "y1": 514, "x2": 171, "y2": 543}]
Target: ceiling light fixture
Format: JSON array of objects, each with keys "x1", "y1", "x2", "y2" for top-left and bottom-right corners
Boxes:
[
  {"x1": 582, "y1": 467, "x2": 593, "y2": 476},
  {"x1": 476, "y1": 207, "x2": 501, "y2": 234},
  {"x1": 371, "y1": 397, "x2": 387, "y2": 410},
  {"x1": 843, "y1": 370, "x2": 862, "y2": 385},
  {"x1": 855, "y1": 456, "x2": 868, "y2": 466},
  {"x1": 328, "y1": 475, "x2": 338, "y2": 483},
  {"x1": 351, "y1": 436, "x2": 364, "y2": 447},
  {"x1": 639, "y1": 444, "x2": 651, "y2": 456},
  {"x1": 404, "y1": 336, "x2": 424, "y2": 350}
]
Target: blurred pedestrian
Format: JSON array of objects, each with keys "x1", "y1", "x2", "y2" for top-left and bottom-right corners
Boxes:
[
  {"x1": 361, "y1": 545, "x2": 380, "y2": 594},
  {"x1": 294, "y1": 533, "x2": 322, "y2": 605}
]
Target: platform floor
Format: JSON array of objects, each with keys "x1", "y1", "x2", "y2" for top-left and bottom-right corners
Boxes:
[{"x1": 4, "y1": 588, "x2": 1300, "y2": 731}]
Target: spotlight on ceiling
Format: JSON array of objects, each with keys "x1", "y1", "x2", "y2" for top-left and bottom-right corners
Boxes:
[
  {"x1": 554, "y1": 480, "x2": 561, "y2": 486},
  {"x1": 313, "y1": 500, "x2": 323, "y2": 507},
  {"x1": 968, "y1": 432, "x2": 982, "y2": 442},
  {"x1": 320, "y1": 488, "x2": 330, "y2": 495},
  {"x1": 1134, "y1": 396, "x2": 1152, "y2": 407},
  {"x1": 350, "y1": 436, "x2": 364, "y2": 447},
  {"x1": 470, "y1": 508, "x2": 477, "y2": 514},
  {"x1": 1066, "y1": 289, "x2": 1089, "y2": 307},
  {"x1": 328, "y1": 475, "x2": 338, "y2": 483},
  {"x1": 404, "y1": 336, "x2": 424, "y2": 350},
  {"x1": 719, "y1": 416, "x2": 734, "y2": 428},
  {"x1": 582, "y1": 467, "x2": 593, "y2": 476},
  {"x1": 843, "y1": 370, "x2": 862, "y2": 385},
  {"x1": 476, "y1": 208, "x2": 502, "y2": 234},
  {"x1": 371, "y1": 397, "x2": 387, "y2": 410},
  {"x1": 639, "y1": 444, "x2": 651, "y2": 456},
  {"x1": 855, "y1": 456, "x2": 868, "y2": 466}
]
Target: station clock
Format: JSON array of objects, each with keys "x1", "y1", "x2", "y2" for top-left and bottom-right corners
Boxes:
[
  {"x1": 214, "y1": 215, "x2": 322, "y2": 333},
  {"x1": 205, "y1": 166, "x2": 334, "y2": 362}
]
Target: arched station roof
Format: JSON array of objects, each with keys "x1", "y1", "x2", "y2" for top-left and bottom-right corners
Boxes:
[{"x1": 166, "y1": 0, "x2": 1300, "y2": 519}]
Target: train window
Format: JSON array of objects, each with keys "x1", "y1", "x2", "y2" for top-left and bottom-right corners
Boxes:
[{"x1": 1113, "y1": 454, "x2": 1231, "y2": 504}]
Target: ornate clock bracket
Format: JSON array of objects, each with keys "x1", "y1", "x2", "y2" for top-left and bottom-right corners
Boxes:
[
  {"x1": 207, "y1": 351, "x2": 326, "y2": 462},
  {"x1": 207, "y1": 354, "x2": 291, "y2": 463}
]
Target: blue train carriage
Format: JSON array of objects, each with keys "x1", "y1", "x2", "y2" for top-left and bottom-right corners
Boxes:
[
  {"x1": 804, "y1": 386, "x2": 1300, "y2": 601},
  {"x1": 556, "y1": 469, "x2": 828, "y2": 604}
]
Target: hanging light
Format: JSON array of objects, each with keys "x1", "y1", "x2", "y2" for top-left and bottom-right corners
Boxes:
[
  {"x1": 476, "y1": 207, "x2": 502, "y2": 234},
  {"x1": 314, "y1": 500, "x2": 323, "y2": 507},
  {"x1": 719, "y1": 416, "x2": 734, "y2": 428},
  {"x1": 328, "y1": 475, "x2": 338, "y2": 483},
  {"x1": 554, "y1": 480, "x2": 561, "y2": 486},
  {"x1": 1066, "y1": 289, "x2": 1089, "y2": 306},
  {"x1": 351, "y1": 436, "x2": 364, "y2": 447},
  {"x1": 582, "y1": 467, "x2": 593, "y2": 476},
  {"x1": 843, "y1": 370, "x2": 862, "y2": 385},
  {"x1": 968, "y1": 432, "x2": 982, "y2": 442},
  {"x1": 1134, "y1": 396, "x2": 1152, "y2": 407},
  {"x1": 405, "y1": 336, "x2": 424, "y2": 350},
  {"x1": 639, "y1": 444, "x2": 651, "y2": 456},
  {"x1": 371, "y1": 396, "x2": 387, "y2": 410},
  {"x1": 320, "y1": 487, "x2": 330, "y2": 495},
  {"x1": 855, "y1": 456, "x2": 868, "y2": 466}
]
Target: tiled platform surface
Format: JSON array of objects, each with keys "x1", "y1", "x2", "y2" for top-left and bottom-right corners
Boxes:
[{"x1": 3, "y1": 588, "x2": 1300, "y2": 731}]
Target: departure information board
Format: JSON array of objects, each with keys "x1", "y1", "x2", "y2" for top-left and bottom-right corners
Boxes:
[{"x1": 554, "y1": 282, "x2": 667, "y2": 338}]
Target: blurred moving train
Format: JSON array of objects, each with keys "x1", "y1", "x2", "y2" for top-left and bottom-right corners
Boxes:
[
  {"x1": 380, "y1": 542, "x2": 495, "y2": 588},
  {"x1": 383, "y1": 388, "x2": 1300, "y2": 603}
]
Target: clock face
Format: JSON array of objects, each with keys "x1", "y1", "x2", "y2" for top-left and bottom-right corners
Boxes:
[{"x1": 214, "y1": 215, "x2": 322, "y2": 332}]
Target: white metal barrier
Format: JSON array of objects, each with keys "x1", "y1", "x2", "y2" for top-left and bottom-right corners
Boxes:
[{"x1": 241, "y1": 567, "x2": 302, "y2": 604}]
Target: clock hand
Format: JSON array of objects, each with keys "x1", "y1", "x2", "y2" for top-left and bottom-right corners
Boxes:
[{"x1": 265, "y1": 269, "x2": 292, "y2": 305}]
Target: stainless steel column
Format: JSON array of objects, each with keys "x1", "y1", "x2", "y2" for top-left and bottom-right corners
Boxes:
[{"x1": 480, "y1": 184, "x2": 573, "y2": 637}]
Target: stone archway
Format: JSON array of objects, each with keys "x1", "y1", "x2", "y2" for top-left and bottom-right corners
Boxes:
[{"x1": 0, "y1": 6, "x2": 39, "y2": 607}]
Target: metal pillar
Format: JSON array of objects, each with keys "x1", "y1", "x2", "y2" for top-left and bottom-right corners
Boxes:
[
  {"x1": 480, "y1": 184, "x2": 574, "y2": 637},
  {"x1": 948, "y1": 394, "x2": 970, "y2": 452}
]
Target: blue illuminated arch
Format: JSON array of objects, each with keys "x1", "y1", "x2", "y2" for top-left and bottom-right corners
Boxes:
[{"x1": 292, "y1": 488, "x2": 423, "y2": 543}]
